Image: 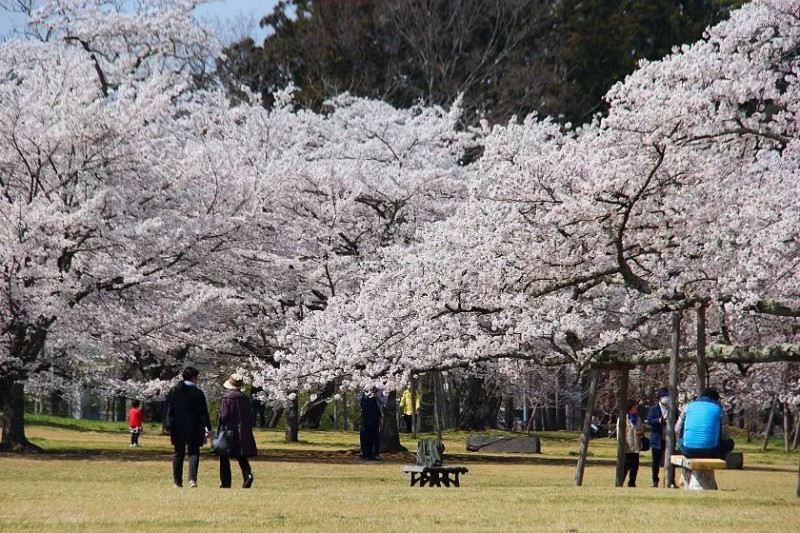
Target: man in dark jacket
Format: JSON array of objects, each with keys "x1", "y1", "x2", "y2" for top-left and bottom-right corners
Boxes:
[
  {"x1": 359, "y1": 386, "x2": 382, "y2": 460},
  {"x1": 647, "y1": 387, "x2": 676, "y2": 488},
  {"x1": 164, "y1": 367, "x2": 211, "y2": 488},
  {"x1": 218, "y1": 374, "x2": 258, "y2": 488}
]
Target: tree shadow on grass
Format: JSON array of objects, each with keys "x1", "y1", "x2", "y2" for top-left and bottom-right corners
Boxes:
[{"x1": 1, "y1": 447, "x2": 621, "y2": 467}]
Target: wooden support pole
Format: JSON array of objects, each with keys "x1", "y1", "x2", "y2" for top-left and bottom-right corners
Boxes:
[
  {"x1": 762, "y1": 396, "x2": 778, "y2": 452},
  {"x1": 411, "y1": 377, "x2": 418, "y2": 440},
  {"x1": 792, "y1": 408, "x2": 800, "y2": 451},
  {"x1": 575, "y1": 368, "x2": 600, "y2": 487},
  {"x1": 433, "y1": 372, "x2": 442, "y2": 440},
  {"x1": 664, "y1": 311, "x2": 681, "y2": 488},
  {"x1": 696, "y1": 303, "x2": 708, "y2": 393},
  {"x1": 615, "y1": 368, "x2": 630, "y2": 487},
  {"x1": 784, "y1": 401, "x2": 792, "y2": 453}
]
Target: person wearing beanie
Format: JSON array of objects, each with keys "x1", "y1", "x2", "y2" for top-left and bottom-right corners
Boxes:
[
  {"x1": 647, "y1": 387, "x2": 676, "y2": 488},
  {"x1": 163, "y1": 367, "x2": 212, "y2": 488},
  {"x1": 675, "y1": 387, "x2": 734, "y2": 459}
]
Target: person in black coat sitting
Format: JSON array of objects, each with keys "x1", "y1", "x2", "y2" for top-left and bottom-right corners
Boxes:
[{"x1": 164, "y1": 367, "x2": 212, "y2": 488}]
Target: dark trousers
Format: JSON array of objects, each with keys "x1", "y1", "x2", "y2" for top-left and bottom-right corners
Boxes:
[
  {"x1": 402, "y1": 414, "x2": 412, "y2": 433},
  {"x1": 219, "y1": 456, "x2": 252, "y2": 487},
  {"x1": 680, "y1": 438, "x2": 735, "y2": 459},
  {"x1": 360, "y1": 424, "x2": 379, "y2": 458},
  {"x1": 623, "y1": 453, "x2": 640, "y2": 487},
  {"x1": 130, "y1": 428, "x2": 141, "y2": 446},
  {"x1": 651, "y1": 441, "x2": 675, "y2": 486},
  {"x1": 172, "y1": 440, "x2": 200, "y2": 485}
]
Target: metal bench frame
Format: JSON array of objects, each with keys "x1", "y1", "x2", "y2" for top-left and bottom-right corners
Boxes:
[{"x1": 402, "y1": 465, "x2": 469, "y2": 487}]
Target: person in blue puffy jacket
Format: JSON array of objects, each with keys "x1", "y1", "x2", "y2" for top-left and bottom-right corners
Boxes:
[{"x1": 675, "y1": 387, "x2": 734, "y2": 459}]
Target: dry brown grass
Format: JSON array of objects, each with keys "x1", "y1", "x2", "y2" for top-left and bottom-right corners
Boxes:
[{"x1": 1, "y1": 422, "x2": 798, "y2": 532}]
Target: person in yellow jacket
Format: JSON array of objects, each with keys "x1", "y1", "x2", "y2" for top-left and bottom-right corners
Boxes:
[{"x1": 399, "y1": 387, "x2": 421, "y2": 433}]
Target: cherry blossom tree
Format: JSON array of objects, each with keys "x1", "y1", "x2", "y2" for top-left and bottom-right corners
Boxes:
[
  {"x1": 0, "y1": 0, "x2": 260, "y2": 450},
  {"x1": 263, "y1": 0, "x2": 800, "y2": 404}
]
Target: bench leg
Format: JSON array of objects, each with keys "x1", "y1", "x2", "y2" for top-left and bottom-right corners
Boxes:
[
  {"x1": 440, "y1": 473, "x2": 452, "y2": 487},
  {"x1": 452, "y1": 472, "x2": 460, "y2": 487},
  {"x1": 682, "y1": 468, "x2": 718, "y2": 490},
  {"x1": 419, "y1": 471, "x2": 430, "y2": 487}
]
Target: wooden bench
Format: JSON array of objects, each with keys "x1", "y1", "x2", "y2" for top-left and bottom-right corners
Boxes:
[
  {"x1": 402, "y1": 465, "x2": 469, "y2": 487},
  {"x1": 670, "y1": 455, "x2": 727, "y2": 490}
]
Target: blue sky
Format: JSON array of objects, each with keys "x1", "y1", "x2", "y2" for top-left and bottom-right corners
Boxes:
[{"x1": 0, "y1": 1, "x2": 281, "y2": 43}]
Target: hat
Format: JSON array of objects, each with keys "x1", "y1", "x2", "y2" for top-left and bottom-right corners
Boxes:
[
  {"x1": 223, "y1": 373, "x2": 244, "y2": 390},
  {"x1": 656, "y1": 387, "x2": 669, "y2": 398}
]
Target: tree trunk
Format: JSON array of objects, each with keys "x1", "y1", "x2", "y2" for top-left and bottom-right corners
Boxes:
[
  {"x1": 575, "y1": 368, "x2": 600, "y2": 487},
  {"x1": 0, "y1": 378, "x2": 41, "y2": 452},
  {"x1": 459, "y1": 376, "x2": 491, "y2": 430},
  {"x1": 784, "y1": 402, "x2": 792, "y2": 453},
  {"x1": 115, "y1": 395, "x2": 127, "y2": 423},
  {"x1": 268, "y1": 406, "x2": 283, "y2": 428},
  {"x1": 380, "y1": 390, "x2": 406, "y2": 453},
  {"x1": 504, "y1": 395, "x2": 514, "y2": 431},
  {"x1": 285, "y1": 394, "x2": 299, "y2": 442},
  {"x1": 665, "y1": 311, "x2": 681, "y2": 488},
  {"x1": 762, "y1": 396, "x2": 778, "y2": 452},
  {"x1": 342, "y1": 392, "x2": 350, "y2": 431},
  {"x1": 299, "y1": 380, "x2": 335, "y2": 429},
  {"x1": 615, "y1": 368, "x2": 630, "y2": 487},
  {"x1": 792, "y1": 409, "x2": 800, "y2": 451}
]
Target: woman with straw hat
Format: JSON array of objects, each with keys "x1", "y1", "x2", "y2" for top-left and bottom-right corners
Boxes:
[{"x1": 218, "y1": 373, "x2": 258, "y2": 488}]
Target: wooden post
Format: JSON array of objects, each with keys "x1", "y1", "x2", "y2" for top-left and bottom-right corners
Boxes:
[
  {"x1": 784, "y1": 402, "x2": 791, "y2": 453},
  {"x1": 433, "y1": 372, "x2": 442, "y2": 440},
  {"x1": 411, "y1": 377, "x2": 418, "y2": 439},
  {"x1": 696, "y1": 303, "x2": 708, "y2": 394},
  {"x1": 665, "y1": 311, "x2": 681, "y2": 488},
  {"x1": 792, "y1": 408, "x2": 800, "y2": 450},
  {"x1": 615, "y1": 368, "x2": 630, "y2": 487},
  {"x1": 762, "y1": 396, "x2": 778, "y2": 452},
  {"x1": 575, "y1": 368, "x2": 600, "y2": 487},
  {"x1": 797, "y1": 462, "x2": 800, "y2": 498}
]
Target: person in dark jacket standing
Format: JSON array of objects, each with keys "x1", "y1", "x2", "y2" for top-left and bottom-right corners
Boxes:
[
  {"x1": 218, "y1": 374, "x2": 258, "y2": 488},
  {"x1": 359, "y1": 386, "x2": 382, "y2": 460},
  {"x1": 647, "y1": 387, "x2": 676, "y2": 488},
  {"x1": 164, "y1": 367, "x2": 212, "y2": 488}
]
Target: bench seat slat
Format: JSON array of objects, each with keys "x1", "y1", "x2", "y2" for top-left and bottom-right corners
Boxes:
[
  {"x1": 402, "y1": 465, "x2": 469, "y2": 474},
  {"x1": 670, "y1": 456, "x2": 727, "y2": 470}
]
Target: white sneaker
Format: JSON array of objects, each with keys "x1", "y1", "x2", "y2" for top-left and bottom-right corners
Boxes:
[
  {"x1": 130, "y1": 444, "x2": 134, "y2": 448},
  {"x1": 189, "y1": 480, "x2": 198, "y2": 488}
]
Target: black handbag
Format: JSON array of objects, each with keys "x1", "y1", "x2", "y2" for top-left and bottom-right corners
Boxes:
[
  {"x1": 211, "y1": 425, "x2": 234, "y2": 455},
  {"x1": 640, "y1": 436, "x2": 651, "y2": 452}
]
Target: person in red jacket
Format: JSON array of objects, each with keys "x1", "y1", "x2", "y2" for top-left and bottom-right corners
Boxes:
[{"x1": 129, "y1": 399, "x2": 143, "y2": 448}]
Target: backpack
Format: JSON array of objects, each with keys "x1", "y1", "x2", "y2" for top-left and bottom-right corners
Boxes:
[{"x1": 416, "y1": 438, "x2": 445, "y2": 467}]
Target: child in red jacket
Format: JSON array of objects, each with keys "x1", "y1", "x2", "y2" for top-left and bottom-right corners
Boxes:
[{"x1": 129, "y1": 399, "x2": 143, "y2": 447}]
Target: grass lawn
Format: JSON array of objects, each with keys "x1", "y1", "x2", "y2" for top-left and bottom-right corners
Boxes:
[{"x1": 1, "y1": 416, "x2": 799, "y2": 532}]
